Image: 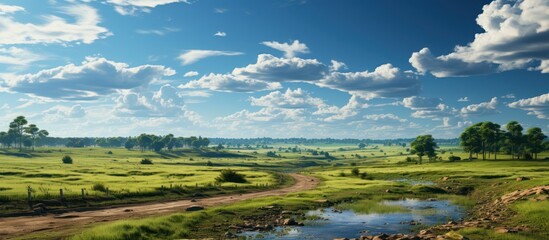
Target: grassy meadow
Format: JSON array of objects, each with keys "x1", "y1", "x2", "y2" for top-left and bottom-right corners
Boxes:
[
  {"x1": 0, "y1": 147, "x2": 282, "y2": 213},
  {"x1": 2, "y1": 144, "x2": 549, "y2": 239}
]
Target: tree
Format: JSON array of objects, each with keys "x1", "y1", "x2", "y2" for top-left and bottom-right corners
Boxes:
[
  {"x1": 162, "y1": 134, "x2": 175, "y2": 151},
  {"x1": 460, "y1": 125, "x2": 481, "y2": 160},
  {"x1": 525, "y1": 127, "x2": 547, "y2": 160},
  {"x1": 358, "y1": 143, "x2": 366, "y2": 149},
  {"x1": 137, "y1": 134, "x2": 153, "y2": 152},
  {"x1": 24, "y1": 124, "x2": 49, "y2": 151},
  {"x1": 0, "y1": 131, "x2": 14, "y2": 148},
  {"x1": 9, "y1": 116, "x2": 28, "y2": 152},
  {"x1": 479, "y1": 122, "x2": 499, "y2": 160},
  {"x1": 506, "y1": 121, "x2": 524, "y2": 159},
  {"x1": 151, "y1": 139, "x2": 165, "y2": 152},
  {"x1": 124, "y1": 137, "x2": 136, "y2": 150},
  {"x1": 410, "y1": 135, "x2": 437, "y2": 164}
]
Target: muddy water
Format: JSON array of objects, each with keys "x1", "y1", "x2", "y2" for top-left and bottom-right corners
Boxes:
[{"x1": 240, "y1": 199, "x2": 464, "y2": 240}]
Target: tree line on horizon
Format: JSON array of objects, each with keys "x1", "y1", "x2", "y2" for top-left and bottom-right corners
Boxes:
[
  {"x1": 460, "y1": 121, "x2": 547, "y2": 160},
  {"x1": 66, "y1": 134, "x2": 210, "y2": 152},
  {"x1": 409, "y1": 120, "x2": 547, "y2": 163},
  {"x1": 0, "y1": 116, "x2": 48, "y2": 152}
]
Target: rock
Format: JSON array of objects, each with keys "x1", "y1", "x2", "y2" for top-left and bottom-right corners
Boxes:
[
  {"x1": 224, "y1": 231, "x2": 237, "y2": 238},
  {"x1": 516, "y1": 177, "x2": 530, "y2": 181},
  {"x1": 385, "y1": 189, "x2": 392, "y2": 193},
  {"x1": 333, "y1": 238, "x2": 349, "y2": 240},
  {"x1": 495, "y1": 227, "x2": 518, "y2": 234},
  {"x1": 186, "y1": 205, "x2": 204, "y2": 211},
  {"x1": 123, "y1": 209, "x2": 133, "y2": 212},
  {"x1": 282, "y1": 218, "x2": 298, "y2": 226},
  {"x1": 427, "y1": 198, "x2": 437, "y2": 201},
  {"x1": 494, "y1": 227, "x2": 510, "y2": 234},
  {"x1": 441, "y1": 177, "x2": 450, "y2": 181},
  {"x1": 445, "y1": 231, "x2": 466, "y2": 239},
  {"x1": 190, "y1": 198, "x2": 197, "y2": 202},
  {"x1": 536, "y1": 188, "x2": 548, "y2": 195},
  {"x1": 373, "y1": 234, "x2": 388, "y2": 240},
  {"x1": 447, "y1": 221, "x2": 458, "y2": 225},
  {"x1": 419, "y1": 229, "x2": 432, "y2": 235}
]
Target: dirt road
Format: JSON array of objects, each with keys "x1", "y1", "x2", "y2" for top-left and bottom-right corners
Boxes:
[{"x1": 0, "y1": 173, "x2": 319, "y2": 239}]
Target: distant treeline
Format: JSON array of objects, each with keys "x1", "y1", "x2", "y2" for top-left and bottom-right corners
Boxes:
[
  {"x1": 32, "y1": 135, "x2": 210, "y2": 151},
  {"x1": 11, "y1": 136, "x2": 460, "y2": 148},
  {"x1": 208, "y1": 138, "x2": 460, "y2": 147}
]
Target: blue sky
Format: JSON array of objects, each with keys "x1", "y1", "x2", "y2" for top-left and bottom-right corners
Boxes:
[{"x1": 0, "y1": 0, "x2": 547, "y2": 138}]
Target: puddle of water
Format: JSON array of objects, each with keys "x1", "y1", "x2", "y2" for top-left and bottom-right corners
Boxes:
[
  {"x1": 392, "y1": 178, "x2": 435, "y2": 185},
  {"x1": 239, "y1": 199, "x2": 464, "y2": 240}
]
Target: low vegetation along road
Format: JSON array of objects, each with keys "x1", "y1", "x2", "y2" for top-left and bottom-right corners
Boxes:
[{"x1": 0, "y1": 173, "x2": 319, "y2": 239}]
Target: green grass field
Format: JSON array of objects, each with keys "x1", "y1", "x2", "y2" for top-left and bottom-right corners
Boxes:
[
  {"x1": 0, "y1": 147, "x2": 282, "y2": 213},
  {"x1": 2, "y1": 144, "x2": 549, "y2": 239}
]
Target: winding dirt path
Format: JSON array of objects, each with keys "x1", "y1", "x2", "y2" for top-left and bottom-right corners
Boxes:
[{"x1": 0, "y1": 173, "x2": 319, "y2": 239}]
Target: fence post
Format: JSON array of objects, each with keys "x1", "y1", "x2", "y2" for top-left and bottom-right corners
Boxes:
[
  {"x1": 106, "y1": 187, "x2": 109, "y2": 196},
  {"x1": 60, "y1": 189, "x2": 64, "y2": 199},
  {"x1": 81, "y1": 188, "x2": 85, "y2": 200},
  {"x1": 27, "y1": 186, "x2": 32, "y2": 210}
]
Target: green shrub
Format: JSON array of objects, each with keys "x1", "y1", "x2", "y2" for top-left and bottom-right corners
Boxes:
[
  {"x1": 206, "y1": 160, "x2": 213, "y2": 166},
  {"x1": 351, "y1": 167, "x2": 360, "y2": 176},
  {"x1": 448, "y1": 156, "x2": 461, "y2": 162},
  {"x1": 62, "y1": 155, "x2": 73, "y2": 164},
  {"x1": 92, "y1": 183, "x2": 107, "y2": 192},
  {"x1": 215, "y1": 169, "x2": 246, "y2": 183},
  {"x1": 140, "y1": 158, "x2": 153, "y2": 164}
]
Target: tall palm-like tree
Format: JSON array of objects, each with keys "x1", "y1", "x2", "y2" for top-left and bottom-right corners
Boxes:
[
  {"x1": 24, "y1": 124, "x2": 49, "y2": 151},
  {"x1": 9, "y1": 116, "x2": 28, "y2": 152}
]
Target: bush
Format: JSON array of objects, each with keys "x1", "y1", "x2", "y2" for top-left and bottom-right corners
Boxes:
[
  {"x1": 92, "y1": 183, "x2": 107, "y2": 192},
  {"x1": 62, "y1": 155, "x2": 73, "y2": 164},
  {"x1": 351, "y1": 167, "x2": 360, "y2": 176},
  {"x1": 360, "y1": 172, "x2": 369, "y2": 179},
  {"x1": 140, "y1": 158, "x2": 153, "y2": 164},
  {"x1": 215, "y1": 169, "x2": 246, "y2": 183},
  {"x1": 206, "y1": 160, "x2": 213, "y2": 166},
  {"x1": 106, "y1": 151, "x2": 113, "y2": 154},
  {"x1": 448, "y1": 156, "x2": 461, "y2": 162}
]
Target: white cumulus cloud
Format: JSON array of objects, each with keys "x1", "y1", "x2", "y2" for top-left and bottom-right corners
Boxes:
[
  {"x1": 180, "y1": 73, "x2": 281, "y2": 92},
  {"x1": 3, "y1": 57, "x2": 175, "y2": 100},
  {"x1": 261, "y1": 40, "x2": 309, "y2": 58},
  {"x1": 107, "y1": 0, "x2": 190, "y2": 15},
  {"x1": 410, "y1": 0, "x2": 549, "y2": 76},
  {"x1": 183, "y1": 71, "x2": 199, "y2": 77},
  {"x1": 0, "y1": 47, "x2": 44, "y2": 66},
  {"x1": 0, "y1": 4, "x2": 111, "y2": 45},
  {"x1": 214, "y1": 31, "x2": 227, "y2": 37},
  {"x1": 0, "y1": 4, "x2": 25, "y2": 14},
  {"x1": 319, "y1": 64, "x2": 420, "y2": 99},
  {"x1": 177, "y1": 50, "x2": 243, "y2": 65},
  {"x1": 461, "y1": 97, "x2": 499, "y2": 116},
  {"x1": 250, "y1": 88, "x2": 324, "y2": 109},
  {"x1": 508, "y1": 93, "x2": 549, "y2": 119}
]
